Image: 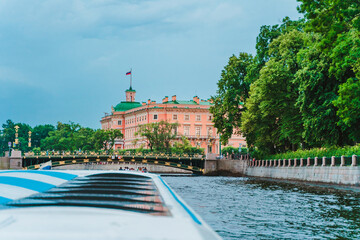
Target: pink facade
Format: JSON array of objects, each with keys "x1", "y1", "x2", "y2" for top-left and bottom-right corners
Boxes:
[{"x1": 101, "y1": 88, "x2": 246, "y2": 154}]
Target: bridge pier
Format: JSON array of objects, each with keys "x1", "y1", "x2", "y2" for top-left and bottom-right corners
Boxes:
[
  {"x1": 0, "y1": 150, "x2": 22, "y2": 170},
  {"x1": 204, "y1": 154, "x2": 248, "y2": 175}
]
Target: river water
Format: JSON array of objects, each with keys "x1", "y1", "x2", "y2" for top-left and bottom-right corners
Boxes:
[{"x1": 162, "y1": 176, "x2": 360, "y2": 239}]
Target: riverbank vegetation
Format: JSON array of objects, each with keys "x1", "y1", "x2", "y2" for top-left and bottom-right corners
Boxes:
[
  {"x1": 264, "y1": 145, "x2": 360, "y2": 160},
  {"x1": 211, "y1": 0, "x2": 360, "y2": 159},
  {"x1": 0, "y1": 119, "x2": 203, "y2": 156},
  {"x1": 0, "y1": 119, "x2": 122, "y2": 154},
  {"x1": 135, "y1": 121, "x2": 204, "y2": 154}
]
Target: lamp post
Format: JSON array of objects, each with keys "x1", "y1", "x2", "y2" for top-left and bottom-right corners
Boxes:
[
  {"x1": 219, "y1": 134, "x2": 222, "y2": 158},
  {"x1": 14, "y1": 125, "x2": 19, "y2": 149},
  {"x1": 28, "y1": 131, "x2": 32, "y2": 148}
]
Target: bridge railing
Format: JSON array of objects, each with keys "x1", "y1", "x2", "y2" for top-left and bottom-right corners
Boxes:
[
  {"x1": 23, "y1": 151, "x2": 205, "y2": 159},
  {"x1": 222, "y1": 153, "x2": 250, "y2": 160}
]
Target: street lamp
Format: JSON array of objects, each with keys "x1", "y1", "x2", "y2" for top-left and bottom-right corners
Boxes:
[
  {"x1": 14, "y1": 125, "x2": 19, "y2": 148},
  {"x1": 28, "y1": 131, "x2": 32, "y2": 148}
]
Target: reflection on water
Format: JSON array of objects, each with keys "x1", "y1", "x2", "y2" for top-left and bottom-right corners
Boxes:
[{"x1": 162, "y1": 176, "x2": 360, "y2": 239}]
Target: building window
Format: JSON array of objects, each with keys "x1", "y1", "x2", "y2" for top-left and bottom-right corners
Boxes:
[
  {"x1": 208, "y1": 115, "x2": 212, "y2": 121},
  {"x1": 195, "y1": 126, "x2": 201, "y2": 136},
  {"x1": 173, "y1": 126, "x2": 178, "y2": 135},
  {"x1": 118, "y1": 120, "x2": 122, "y2": 125},
  {"x1": 207, "y1": 127, "x2": 213, "y2": 136},
  {"x1": 184, "y1": 115, "x2": 190, "y2": 121},
  {"x1": 173, "y1": 114, "x2": 177, "y2": 120},
  {"x1": 196, "y1": 115, "x2": 201, "y2": 121},
  {"x1": 184, "y1": 126, "x2": 190, "y2": 136},
  {"x1": 154, "y1": 114, "x2": 158, "y2": 120}
]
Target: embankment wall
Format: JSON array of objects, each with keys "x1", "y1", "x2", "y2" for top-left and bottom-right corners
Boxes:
[
  {"x1": 246, "y1": 165, "x2": 360, "y2": 185},
  {"x1": 0, "y1": 157, "x2": 10, "y2": 169},
  {"x1": 205, "y1": 155, "x2": 360, "y2": 186}
]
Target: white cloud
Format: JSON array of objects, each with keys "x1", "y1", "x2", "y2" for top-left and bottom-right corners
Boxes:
[
  {"x1": 0, "y1": 66, "x2": 29, "y2": 84},
  {"x1": 0, "y1": 0, "x2": 245, "y2": 40},
  {"x1": 0, "y1": 0, "x2": 303, "y2": 128}
]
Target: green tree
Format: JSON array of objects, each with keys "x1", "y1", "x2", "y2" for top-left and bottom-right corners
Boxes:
[
  {"x1": 41, "y1": 122, "x2": 82, "y2": 151},
  {"x1": 93, "y1": 129, "x2": 123, "y2": 152},
  {"x1": 210, "y1": 53, "x2": 253, "y2": 144},
  {"x1": 211, "y1": 18, "x2": 304, "y2": 147},
  {"x1": 242, "y1": 30, "x2": 306, "y2": 155},
  {"x1": 93, "y1": 129, "x2": 108, "y2": 151},
  {"x1": 0, "y1": 120, "x2": 16, "y2": 154},
  {"x1": 0, "y1": 120, "x2": 33, "y2": 152},
  {"x1": 136, "y1": 121, "x2": 178, "y2": 152},
  {"x1": 295, "y1": 33, "x2": 348, "y2": 147},
  {"x1": 32, "y1": 124, "x2": 55, "y2": 148},
  {"x1": 331, "y1": 29, "x2": 360, "y2": 143},
  {"x1": 172, "y1": 136, "x2": 193, "y2": 154},
  {"x1": 75, "y1": 127, "x2": 96, "y2": 151},
  {"x1": 297, "y1": 0, "x2": 360, "y2": 51},
  {"x1": 333, "y1": 58, "x2": 360, "y2": 142},
  {"x1": 107, "y1": 129, "x2": 123, "y2": 151},
  {"x1": 297, "y1": 0, "x2": 360, "y2": 145}
]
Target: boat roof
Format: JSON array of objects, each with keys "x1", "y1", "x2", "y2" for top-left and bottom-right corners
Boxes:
[{"x1": 0, "y1": 170, "x2": 221, "y2": 240}]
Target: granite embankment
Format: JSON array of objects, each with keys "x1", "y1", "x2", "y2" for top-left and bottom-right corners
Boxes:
[{"x1": 205, "y1": 156, "x2": 360, "y2": 186}]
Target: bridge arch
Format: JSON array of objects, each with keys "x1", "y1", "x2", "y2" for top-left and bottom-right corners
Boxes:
[{"x1": 22, "y1": 155, "x2": 204, "y2": 174}]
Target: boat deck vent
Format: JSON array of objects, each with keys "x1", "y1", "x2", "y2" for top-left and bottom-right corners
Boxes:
[{"x1": 5, "y1": 173, "x2": 169, "y2": 216}]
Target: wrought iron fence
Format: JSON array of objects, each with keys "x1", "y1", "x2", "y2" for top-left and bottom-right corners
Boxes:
[{"x1": 24, "y1": 150, "x2": 205, "y2": 159}]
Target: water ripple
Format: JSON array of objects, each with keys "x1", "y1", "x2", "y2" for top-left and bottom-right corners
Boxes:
[{"x1": 163, "y1": 176, "x2": 360, "y2": 239}]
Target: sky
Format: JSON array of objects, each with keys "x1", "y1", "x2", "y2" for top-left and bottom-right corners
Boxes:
[{"x1": 0, "y1": 0, "x2": 302, "y2": 129}]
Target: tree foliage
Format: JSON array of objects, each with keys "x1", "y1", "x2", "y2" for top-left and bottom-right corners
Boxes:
[
  {"x1": 0, "y1": 120, "x2": 54, "y2": 154},
  {"x1": 0, "y1": 120, "x2": 123, "y2": 155},
  {"x1": 172, "y1": 136, "x2": 204, "y2": 154},
  {"x1": 214, "y1": 0, "x2": 360, "y2": 158},
  {"x1": 210, "y1": 53, "x2": 253, "y2": 144},
  {"x1": 135, "y1": 120, "x2": 178, "y2": 152}
]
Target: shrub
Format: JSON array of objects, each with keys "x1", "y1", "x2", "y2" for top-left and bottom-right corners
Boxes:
[{"x1": 261, "y1": 145, "x2": 360, "y2": 160}]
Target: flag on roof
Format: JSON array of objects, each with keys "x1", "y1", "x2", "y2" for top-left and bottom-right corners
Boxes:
[{"x1": 126, "y1": 71, "x2": 131, "y2": 75}]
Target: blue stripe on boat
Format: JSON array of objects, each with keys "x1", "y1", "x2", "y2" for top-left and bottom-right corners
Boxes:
[
  {"x1": 0, "y1": 171, "x2": 77, "y2": 180},
  {"x1": 0, "y1": 176, "x2": 55, "y2": 192},
  {"x1": 158, "y1": 176, "x2": 202, "y2": 225},
  {"x1": 0, "y1": 196, "x2": 12, "y2": 204}
]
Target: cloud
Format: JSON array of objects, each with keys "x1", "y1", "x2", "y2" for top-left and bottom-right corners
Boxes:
[
  {"x1": 0, "y1": 0, "x2": 245, "y2": 41},
  {"x1": 0, "y1": 66, "x2": 29, "y2": 84},
  {"x1": 0, "y1": 0, "x2": 303, "y2": 128}
]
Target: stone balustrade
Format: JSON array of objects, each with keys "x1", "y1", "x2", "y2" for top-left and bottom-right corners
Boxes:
[{"x1": 248, "y1": 155, "x2": 358, "y2": 168}]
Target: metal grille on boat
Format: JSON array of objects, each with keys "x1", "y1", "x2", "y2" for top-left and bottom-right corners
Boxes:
[{"x1": 5, "y1": 173, "x2": 169, "y2": 216}]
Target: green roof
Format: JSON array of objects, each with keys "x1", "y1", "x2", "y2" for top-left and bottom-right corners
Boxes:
[{"x1": 114, "y1": 101, "x2": 142, "y2": 111}]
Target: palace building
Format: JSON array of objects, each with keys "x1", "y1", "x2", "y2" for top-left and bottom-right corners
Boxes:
[{"x1": 100, "y1": 87, "x2": 246, "y2": 154}]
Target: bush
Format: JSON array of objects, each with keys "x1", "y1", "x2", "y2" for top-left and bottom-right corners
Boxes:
[
  {"x1": 33, "y1": 147, "x2": 41, "y2": 155},
  {"x1": 222, "y1": 146, "x2": 248, "y2": 155},
  {"x1": 262, "y1": 145, "x2": 360, "y2": 160}
]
